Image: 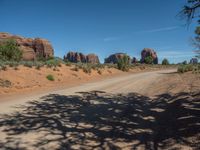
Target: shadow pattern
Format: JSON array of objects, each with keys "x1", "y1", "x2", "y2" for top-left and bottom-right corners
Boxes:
[{"x1": 0, "y1": 91, "x2": 199, "y2": 150}]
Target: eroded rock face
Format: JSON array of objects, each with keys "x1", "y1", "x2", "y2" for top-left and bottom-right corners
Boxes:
[
  {"x1": 141, "y1": 48, "x2": 158, "y2": 64},
  {"x1": 0, "y1": 32, "x2": 54, "y2": 60},
  {"x1": 86, "y1": 54, "x2": 100, "y2": 64},
  {"x1": 64, "y1": 51, "x2": 100, "y2": 64},
  {"x1": 104, "y1": 53, "x2": 131, "y2": 64}
]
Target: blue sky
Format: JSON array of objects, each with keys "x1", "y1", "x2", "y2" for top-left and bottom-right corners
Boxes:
[{"x1": 0, "y1": 0, "x2": 198, "y2": 63}]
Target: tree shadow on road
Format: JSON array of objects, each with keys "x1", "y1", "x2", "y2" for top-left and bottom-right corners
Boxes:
[{"x1": 0, "y1": 91, "x2": 199, "y2": 150}]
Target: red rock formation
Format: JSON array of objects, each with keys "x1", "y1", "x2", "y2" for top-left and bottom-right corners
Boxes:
[
  {"x1": 140, "y1": 48, "x2": 158, "y2": 64},
  {"x1": 0, "y1": 32, "x2": 54, "y2": 60},
  {"x1": 64, "y1": 51, "x2": 100, "y2": 64},
  {"x1": 86, "y1": 54, "x2": 100, "y2": 64},
  {"x1": 104, "y1": 53, "x2": 131, "y2": 64}
]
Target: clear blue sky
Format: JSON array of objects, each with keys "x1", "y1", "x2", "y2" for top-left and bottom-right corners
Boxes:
[{"x1": 0, "y1": 0, "x2": 197, "y2": 63}]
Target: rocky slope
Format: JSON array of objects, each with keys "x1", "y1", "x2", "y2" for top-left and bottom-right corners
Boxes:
[{"x1": 0, "y1": 32, "x2": 54, "y2": 60}]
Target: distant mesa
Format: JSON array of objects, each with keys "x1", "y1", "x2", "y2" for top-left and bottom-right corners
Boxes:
[
  {"x1": 86, "y1": 53, "x2": 100, "y2": 64},
  {"x1": 140, "y1": 48, "x2": 158, "y2": 64},
  {"x1": 190, "y1": 58, "x2": 198, "y2": 64},
  {"x1": 104, "y1": 53, "x2": 131, "y2": 64},
  {"x1": 0, "y1": 32, "x2": 54, "y2": 60},
  {"x1": 64, "y1": 51, "x2": 100, "y2": 64}
]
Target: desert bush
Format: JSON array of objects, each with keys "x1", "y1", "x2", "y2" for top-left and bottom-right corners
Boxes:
[
  {"x1": 162, "y1": 58, "x2": 170, "y2": 65},
  {"x1": 0, "y1": 65, "x2": 7, "y2": 71},
  {"x1": 45, "y1": 58, "x2": 63, "y2": 68},
  {"x1": 46, "y1": 74, "x2": 55, "y2": 81},
  {"x1": 71, "y1": 67, "x2": 79, "y2": 72},
  {"x1": 144, "y1": 56, "x2": 153, "y2": 64},
  {"x1": 35, "y1": 65, "x2": 41, "y2": 70},
  {"x1": 65, "y1": 62, "x2": 72, "y2": 67},
  {"x1": 117, "y1": 55, "x2": 130, "y2": 71},
  {"x1": 193, "y1": 65, "x2": 200, "y2": 74},
  {"x1": 97, "y1": 69, "x2": 102, "y2": 75},
  {"x1": 105, "y1": 63, "x2": 117, "y2": 69},
  {"x1": 0, "y1": 79, "x2": 12, "y2": 87},
  {"x1": 23, "y1": 61, "x2": 34, "y2": 68},
  {"x1": 0, "y1": 39, "x2": 22, "y2": 61},
  {"x1": 82, "y1": 64, "x2": 92, "y2": 74},
  {"x1": 177, "y1": 64, "x2": 194, "y2": 73},
  {"x1": 14, "y1": 66, "x2": 19, "y2": 70},
  {"x1": 53, "y1": 67, "x2": 60, "y2": 71},
  {"x1": 34, "y1": 62, "x2": 44, "y2": 70}
]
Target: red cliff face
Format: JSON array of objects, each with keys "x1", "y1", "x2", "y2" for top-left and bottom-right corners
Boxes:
[
  {"x1": 64, "y1": 51, "x2": 100, "y2": 64},
  {"x1": 0, "y1": 32, "x2": 54, "y2": 60},
  {"x1": 86, "y1": 54, "x2": 100, "y2": 64},
  {"x1": 140, "y1": 48, "x2": 158, "y2": 64}
]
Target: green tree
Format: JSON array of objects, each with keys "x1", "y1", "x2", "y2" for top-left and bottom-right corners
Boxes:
[
  {"x1": 180, "y1": 0, "x2": 200, "y2": 24},
  {"x1": 180, "y1": 0, "x2": 200, "y2": 58},
  {"x1": 0, "y1": 39, "x2": 22, "y2": 61},
  {"x1": 144, "y1": 56, "x2": 153, "y2": 64},
  {"x1": 193, "y1": 26, "x2": 200, "y2": 58},
  {"x1": 162, "y1": 58, "x2": 170, "y2": 65},
  {"x1": 117, "y1": 55, "x2": 130, "y2": 71}
]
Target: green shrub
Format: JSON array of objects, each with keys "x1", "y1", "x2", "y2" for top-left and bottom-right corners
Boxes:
[
  {"x1": 45, "y1": 58, "x2": 62, "y2": 68},
  {"x1": 105, "y1": 63, "x2": 117, "y2": 69},
  {"x1": 117, "y1": 55, "x2": 130, "y2": 71},
  {"x1": 82, "y1": 64, "x2": 92, "y2": 74},
  {"x1": 46, "y1": 74, "x2": 54, "y2": 81},
  {"x1": 34, "y1": 62, "x2": 44, "y2": 70},
  {"x1": 144, "y1": 56, "x2": 153, "y2": 64},
  {"x1": 193, "y1": 65, "x2": 200, "y2": 74},
  {"x1": 177, "y1": 64, "x2": 194, "y2": 73},
  {"x1": 0, "y1": 39, "x2": 22, "y2": 61},
  {"x1": 162, "y1": 58, "x2": 170, "y2": 65},
  {"x1": 24, "y1": 61, "x2": 34, "y2": 68}
]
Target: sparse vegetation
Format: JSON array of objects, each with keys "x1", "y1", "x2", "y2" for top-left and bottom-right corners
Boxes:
[
  {"x1": 0, "y1": 79, "x2": 12, "y2": 87},
  {"x1": 23, "y1": 61, "x2": 34, "y2": 68},
  {"x1": 193, "y1": 65, "x2": 200, "y2": 74},
  {"x1": 144, "y1": 56, "x2": 153, "y2": 64},
  {"x1": 82, "y1": 64, "x2": 92, "y2": 74},
  {"x1": 0, "y1": 65, "x2": 7, "y2": 71},
  {"x1": 117, "y1": 55, "x2": 130, "y2": 71},
  {"x1": 46, "y1": 74, "x2": 55, "y2": 81},
  {"x1": 71, "y1": 66, "x2": 79, "y2": 72},
  {"x1": 177, "y1": 64, "x2": 194, "y2": 73},
  {"x1": 97, "y1": 69, "x2": 102, "y2": 75},
  {"x1": 162, "y1": 58, "x2": 170, "y2": 65},
  {"x1": 0, "y1": 39, "x2": 22, "y2": 61}
]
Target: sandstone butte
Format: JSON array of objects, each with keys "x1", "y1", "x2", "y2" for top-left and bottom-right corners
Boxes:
[
  {"x1": 64, "y1": 51, "x2": 100, "y2": 64},
  {"x1": 0, "y1": 32, "x2": 54, "y2": 60}
]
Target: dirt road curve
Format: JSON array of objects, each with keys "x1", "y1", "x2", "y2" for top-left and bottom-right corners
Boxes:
[
  {"x1": 0, "y1": 69, "x2": 175, "y2": 114},
  {"x1": 0, "y1": 69, "x2": 199, "y2": 150}
]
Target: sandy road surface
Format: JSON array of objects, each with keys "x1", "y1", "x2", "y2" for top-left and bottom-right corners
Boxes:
[
  {"x1": 0, "y1": 69, "x2": 176, "y2": 114},
  {"x1": 0, "y1": 68, "x2": 199, "y2": 150}
]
